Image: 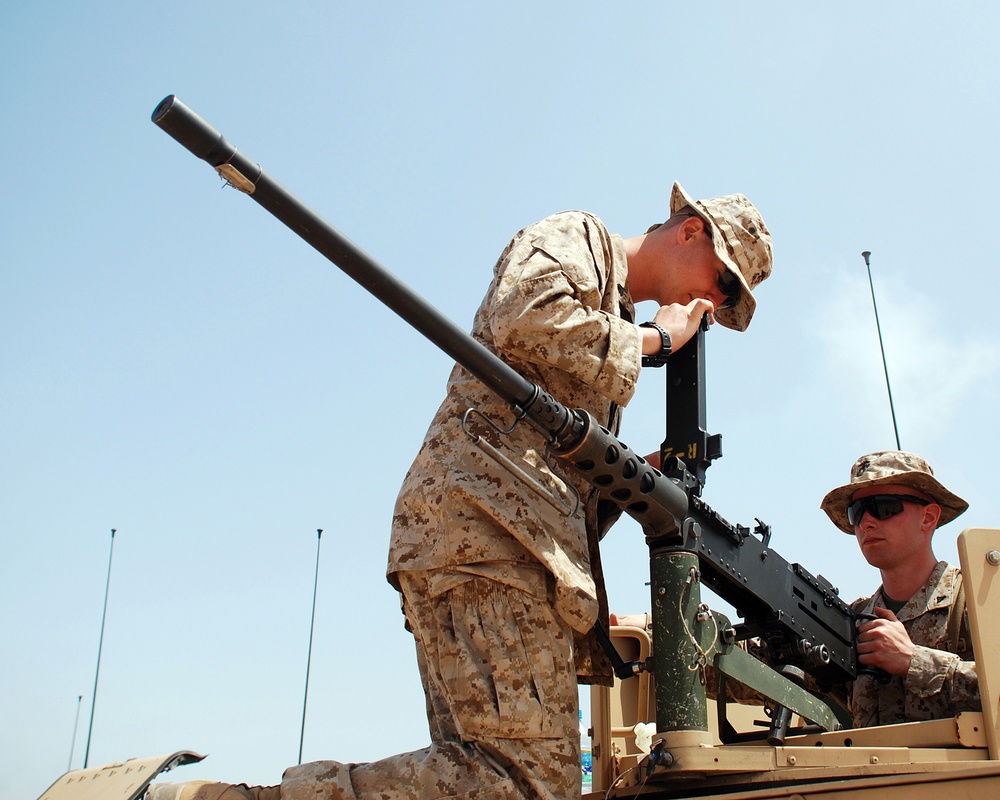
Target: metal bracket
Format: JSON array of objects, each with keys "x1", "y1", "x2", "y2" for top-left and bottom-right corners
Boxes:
[
  {"x1": 461, "y1": 407, "x2": 580, "y2": 517},
  {"x1": 215, "y1": 156, "x2": 259, "y2": 194}
]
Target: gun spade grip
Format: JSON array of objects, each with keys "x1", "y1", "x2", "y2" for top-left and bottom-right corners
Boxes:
[{"x1": 152, "y1": 95, "x2": 237, "y2": 167}]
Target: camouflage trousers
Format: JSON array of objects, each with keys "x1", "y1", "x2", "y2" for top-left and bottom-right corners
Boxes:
[{"x1": 282, "y1": 568, "x2": 581, "y2": 800}]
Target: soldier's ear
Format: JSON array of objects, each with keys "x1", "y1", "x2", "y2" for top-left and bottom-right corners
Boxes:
[
  {"x1": 676, "y1": 215, "x2": 704, "y2": 244},
  {"x1": 921, "y1": 503, "x2": 943, "y2": 532}
]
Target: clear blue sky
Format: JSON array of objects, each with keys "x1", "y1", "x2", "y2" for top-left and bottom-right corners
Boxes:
[{"x1": 3, "y1": 3, "x2": 999, "y2": 798}]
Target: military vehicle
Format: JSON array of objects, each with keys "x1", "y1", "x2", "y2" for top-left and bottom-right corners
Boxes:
[{"x1": 37, "y1": 96, "x2": 1000, "y2": 800}]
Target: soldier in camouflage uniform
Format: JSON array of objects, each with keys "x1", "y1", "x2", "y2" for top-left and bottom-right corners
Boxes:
[
  {"x1": 148, "y1": 182, "x2": 772, "y2": 800},
  {"x1": 819, "y1": 450, "x2": 981, "y2": 727}
]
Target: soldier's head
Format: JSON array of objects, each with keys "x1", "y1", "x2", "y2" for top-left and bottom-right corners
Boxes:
[
  {"x1": 820, "y1": 451, "x2": 968, "y2": 536},
  {"x1": 820, "y1": 451, "x2": 968, "y2": 572},
  {"x1": 641, "y1": 182, "x2": 773, "y2": 331}
]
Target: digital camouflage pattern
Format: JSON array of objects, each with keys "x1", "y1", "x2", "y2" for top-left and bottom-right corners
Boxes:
[
  {"x1": 279, "y1": 211, "x2": 640, "y2": 799},
  {"x1": 389, "y1": 210, "x2": 639, "y2": 651},
  {"x1": 145, "y1": 211, "x2": 637, "y2": 800},
  {"x1": 281, "y1": 571, "x2": 580, "y2": 800},
  {"x1": 143, "y1": 197, "x2": 778, "y2": 799},
  {"x1": 820, "y1": 450, "x2": 969, "y2": 535},
  {"x1": 669, "y1": 181, "x2": 772, "y2": 333},
  {"x1": 846, "y1": 561, "x2": 980, "y2": 727},
  {"x1": 146, "y1": 781, "x2": 280, "y2": 800}
]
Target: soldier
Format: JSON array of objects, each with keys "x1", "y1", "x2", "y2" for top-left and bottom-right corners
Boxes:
[
  {"x1": 819, "y1": 450, "x2": 981, "y2": 727},
  {"x1": 149, "y1": 182, "x2": 772, "y2": 800}
]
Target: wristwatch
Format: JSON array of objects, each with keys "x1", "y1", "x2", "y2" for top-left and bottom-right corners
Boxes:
[{"x1": 639, "y1": 321, "x2": 671, "y2": 368}]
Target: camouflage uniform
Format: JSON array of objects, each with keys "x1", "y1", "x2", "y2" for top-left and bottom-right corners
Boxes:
[
  {"x1": 847, "y1": 561, "x2": 980, "y2": 727},
  {"x1": 282, "y1": 211, "x2": 640, "y2": 799}
]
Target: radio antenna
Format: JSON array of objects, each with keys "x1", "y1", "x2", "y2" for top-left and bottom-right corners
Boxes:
[
  {"x1": 299, "y1": 528, "x2": 323, "y2": 764},
  {"x1": 84, "y1": 528, "x2": 116, "y2": 768},
  {"x1": 861, "y1": 251, "x2": 901, "y2": 449}
]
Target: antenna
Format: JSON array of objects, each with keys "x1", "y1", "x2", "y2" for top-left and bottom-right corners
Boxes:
[
  {"x1": 68, "y1": 694, "x2": 82, "y2": 771},
  {"x1": 299, "y1": 528, "x2": 323, "y2": 764},
  {"x1": 862, "y1": 251, "x2": 902, "y2": 449},
  {"x1": 84, "y1": 528, "x2": 116, "y2": 768}
]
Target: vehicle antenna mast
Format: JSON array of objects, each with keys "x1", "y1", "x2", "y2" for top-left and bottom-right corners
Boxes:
[{"x1": 862, "y1": 250, "x2": 901, "y2": 450}]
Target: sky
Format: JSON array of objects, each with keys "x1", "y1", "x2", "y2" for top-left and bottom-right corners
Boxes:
[{"x1": 2, "y1": 2, "x2": 1000, "y2": 798}]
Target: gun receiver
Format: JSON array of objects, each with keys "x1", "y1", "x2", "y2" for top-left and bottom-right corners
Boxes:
[{"x1": 152, "y1": 96, "x2": 857, "y2": 730}]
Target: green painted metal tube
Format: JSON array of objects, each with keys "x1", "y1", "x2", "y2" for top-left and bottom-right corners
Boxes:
[{"x1": 651, "y1": 548, "x2": 710, "y2": 733}]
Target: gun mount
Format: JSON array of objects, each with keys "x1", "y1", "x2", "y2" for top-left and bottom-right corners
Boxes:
[{"x1": 147, "y1": 96, "x2": 1000, "y2": 797}]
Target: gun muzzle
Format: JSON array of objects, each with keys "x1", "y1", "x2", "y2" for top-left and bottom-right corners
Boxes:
[{"x1": 152, "y1": 95, "x2": 238, "y2": 167}]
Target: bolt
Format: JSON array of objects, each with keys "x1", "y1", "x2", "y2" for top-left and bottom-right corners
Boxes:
[
  {"x1": 786, "y1": 755, "x2": 797, "y2": 765},
  {"x1": 987, "y1": 550, "x2": 1000, "y2": 567},
  {"x1": 870, "y1": 755, "x2": 880, "y2": 764}
]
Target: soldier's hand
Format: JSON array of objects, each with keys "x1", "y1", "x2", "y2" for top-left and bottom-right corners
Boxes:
[
  {"x1": 856, "y1": 606, "x2": 915, "y2": 676},
  {"x1": 650, "y1": 298, "x2": 716, "y2": 354}
]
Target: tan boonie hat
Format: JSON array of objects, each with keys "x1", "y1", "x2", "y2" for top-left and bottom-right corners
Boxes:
[
  {"x1": 670, "y1": 181, "x2": 773, "y2": 332},
  {"x1": 820, "y1": 450, "x2": 969, "y2": 534}
]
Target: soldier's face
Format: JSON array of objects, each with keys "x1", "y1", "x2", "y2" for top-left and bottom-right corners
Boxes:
[
  {"x1": 658, "y1": 236, "x2": 731, "y2": 310},
  {"x1": 851, "y1": 483, "x2": 935, "y2": 569},
  {"x1": 683, "y1": 253, "x2": 734, "y2": 312},
  {"x1": 637, "y1": 216, "x2": 731, "y2": 310}
]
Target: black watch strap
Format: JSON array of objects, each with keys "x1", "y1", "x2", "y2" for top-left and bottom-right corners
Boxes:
[{"x1": 639, "y1": 321, "x2": 671, "y2": 368}]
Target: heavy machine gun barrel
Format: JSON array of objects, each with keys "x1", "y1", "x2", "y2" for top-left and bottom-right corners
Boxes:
[
  {"x1": 151, "y1": 94, "x2": 690, "y2": 531},
  {"x1": 151, "y1": 96, "x2": 534, "y2": 420},
  {"x1": 152, "y1": 97, "x2": 857, "y2": 721}
]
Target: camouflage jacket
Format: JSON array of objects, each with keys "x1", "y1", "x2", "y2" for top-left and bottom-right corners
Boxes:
[
  {"x1": 389, "y1": 211, "x2": 641, "y2": 683},
  {"x1": 847, "y1": 561, "x2": 980, "y2": 727}
]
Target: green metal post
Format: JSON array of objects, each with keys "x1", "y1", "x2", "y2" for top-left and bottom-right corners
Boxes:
[{"x1": 650, "y1": 548, "x2": 709, "y2": 733}]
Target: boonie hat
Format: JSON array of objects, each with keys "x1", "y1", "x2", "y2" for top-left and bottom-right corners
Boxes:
[
  {"x1": 670, "y1": 181, "x2": 773, "y2": 332},
  {"x1": 820, "y1": 450, "x2": 969, "y2": 534}
]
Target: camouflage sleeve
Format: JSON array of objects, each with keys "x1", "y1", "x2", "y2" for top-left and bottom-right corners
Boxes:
[
  {"x1": 906, "y1": 645, "x2": 981, "y2": 715},
  {"x1": 490, "y1": 213, "x2": 641, "y2": 405}
]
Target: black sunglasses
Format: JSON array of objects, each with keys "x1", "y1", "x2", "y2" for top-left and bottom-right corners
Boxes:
[
  {"x1": 717, "y1": 270, "x2": 742, "y2": 309},
  {"x1": 846, "y1": 494, "x2": 931, "y2": 527}
]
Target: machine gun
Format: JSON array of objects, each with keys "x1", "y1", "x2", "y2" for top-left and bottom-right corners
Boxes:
[
  {"x1": 646, "y1": 315, "x2": 856, "y2": 742},
  {"x1": 151, "y1": 95, "x2": 856, "y2": 747}
]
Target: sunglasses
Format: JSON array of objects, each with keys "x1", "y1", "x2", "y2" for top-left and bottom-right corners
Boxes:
[
  {"x1": 717, "y1": 270, "x2": 742, "y2": 309},
  {"x1": 846, "y1": 494, "x2": 931, "y2": 527}
]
